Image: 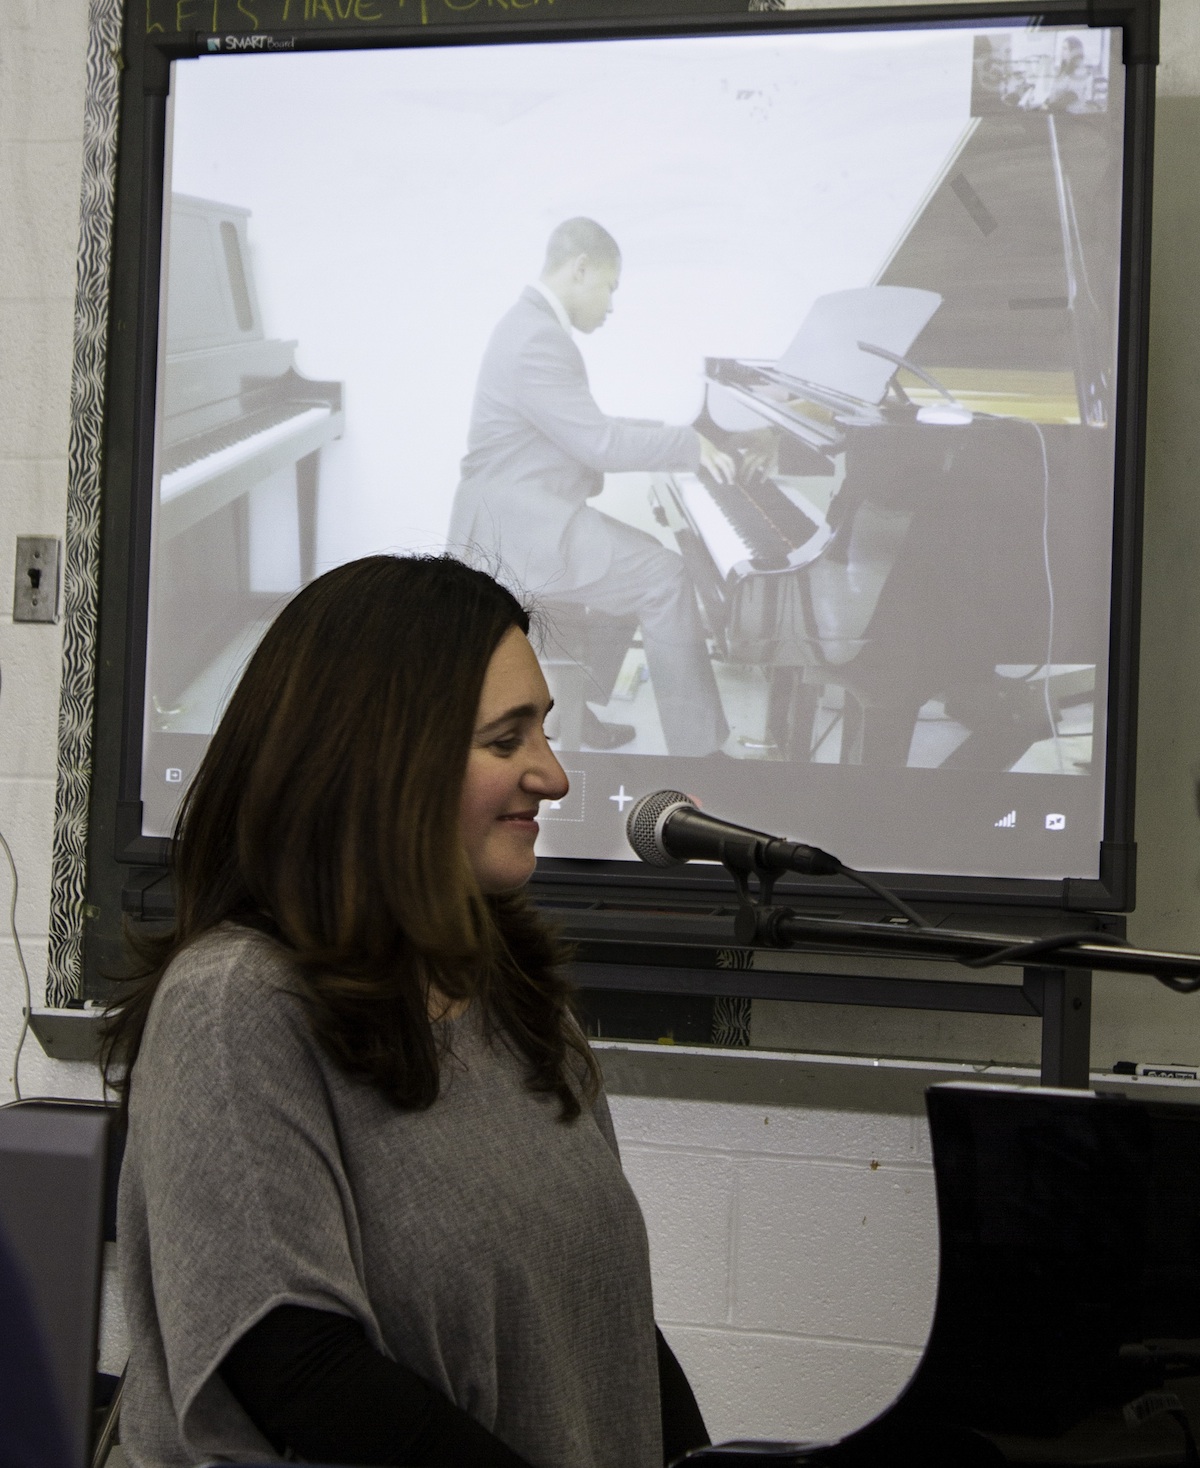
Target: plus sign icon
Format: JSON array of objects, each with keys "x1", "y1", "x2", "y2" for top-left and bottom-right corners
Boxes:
[{"x1": 608, "y1": 785, "x2": 635, "y2": 814}]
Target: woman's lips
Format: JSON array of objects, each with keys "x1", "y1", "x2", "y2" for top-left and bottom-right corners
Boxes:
[{"x1": 499, "y1": 810, "x2": 539, "y2": 830}]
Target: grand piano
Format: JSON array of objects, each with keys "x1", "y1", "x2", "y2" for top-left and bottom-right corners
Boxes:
[
  {"x1": 147, "y1": 195, "x2": 344, "y2": 719},
  {"x1": 680, "y1": 1082, "x2": 1200, "y2": 1467},
  {"x1": 653, "y1": 104, "x2": 1121, "y2": 771}
]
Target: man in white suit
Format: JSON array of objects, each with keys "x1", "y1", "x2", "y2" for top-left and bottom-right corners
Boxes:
[{"x1": 448, "y1": 218, "x2": 731, "y2": 756}]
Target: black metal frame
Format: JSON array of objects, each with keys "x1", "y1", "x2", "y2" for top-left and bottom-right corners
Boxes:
[
  {"x1": 81, "y1": 0, "x2": 1159, "y2": 1009},
  {"x1": 577, "y1": 955, "x2": 1093, "y2": 1087}
]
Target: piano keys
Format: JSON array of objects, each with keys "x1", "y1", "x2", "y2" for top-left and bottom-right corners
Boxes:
[
  {"x1": 158, "y1": 390, "x2": 338, "y2": 539},
  {"x1": 668, "y1": 461, "x2": 832, "y2": 583},
  {"x1": 654, "y1": 104, "x2": 1120, "y2": 771},
  {"x1": 148, "y1": 196, "x2": 344, "y2": 719}
]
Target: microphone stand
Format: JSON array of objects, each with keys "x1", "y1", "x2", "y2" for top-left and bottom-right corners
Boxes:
[{"x1": 722, "y1": 859, "x2": 1200, "y2": 993}]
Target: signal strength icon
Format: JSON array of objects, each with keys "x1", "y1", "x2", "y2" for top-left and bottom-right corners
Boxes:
[{"x1": 994, "y1": 810, "x2": 1016, "y2": 828}]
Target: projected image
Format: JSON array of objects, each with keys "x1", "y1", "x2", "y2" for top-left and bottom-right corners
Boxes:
[
  {"x1": 972, "y1": 29, "x2": 1111, "y2": 115},
  {"x1": 142, "y1": 25, "x2": 1125, "y2": 878}
]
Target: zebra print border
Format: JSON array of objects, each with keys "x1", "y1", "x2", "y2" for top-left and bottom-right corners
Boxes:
[
  {"x1": 47, "y1": 0, "x2": 126, "y2": 1007},
  {"x1": 711, "y1": 996, "x2": 753, "y2": 1048}
]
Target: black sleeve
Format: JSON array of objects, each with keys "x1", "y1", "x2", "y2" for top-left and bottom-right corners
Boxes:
[
  {"x1": 220, "y1": 1304, "x2": 532, "y2": 1467},
  {"x1": 656, "y1": 1326, "x2": 710, "y2": 1466}
]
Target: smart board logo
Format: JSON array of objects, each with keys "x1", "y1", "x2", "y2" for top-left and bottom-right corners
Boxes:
[
  {"x1": 994, "y1": 810, "x2": 1016, "y2": 828},
  {"x1": 210, "y1": 34, "x2": 298, "y2": 52}
]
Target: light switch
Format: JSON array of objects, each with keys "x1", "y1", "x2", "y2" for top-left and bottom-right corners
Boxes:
[{"x1": 13, "y1": 537, "x2": 61, "y2": 623}]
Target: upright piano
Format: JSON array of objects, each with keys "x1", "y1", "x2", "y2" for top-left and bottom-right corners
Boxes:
[
  {"x1": 654, "y1": 106, "x2": 1120, "y2": 771},
  {"x1": 147, "y1": 195, "x2": 344, "y2": 717}
]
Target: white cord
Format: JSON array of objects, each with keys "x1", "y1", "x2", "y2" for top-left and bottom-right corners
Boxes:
[
  {"x1": 979, "y1": 413, "x2": 1064, "y2": 772},
  {"x1": 0, "y1": 826, "x2": 32, "y2": 1102},
  {"x1": 1030, "y1": 420, "x2": 1065, "y2": 773}
]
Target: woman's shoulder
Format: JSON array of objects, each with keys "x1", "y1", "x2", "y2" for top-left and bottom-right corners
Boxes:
[
  {"x1": 145, "y1": 923, "x2": 309, "y2": 1058},
  {"x1": 158, "y1": 921, "x2": 296, "y2": 994}
]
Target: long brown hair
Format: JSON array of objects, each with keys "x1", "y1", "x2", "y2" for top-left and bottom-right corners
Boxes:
[{"x1": 105, "y1": 554, "x2": 598, "y2": 1118}]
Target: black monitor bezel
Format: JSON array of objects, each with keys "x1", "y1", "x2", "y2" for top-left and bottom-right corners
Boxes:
[{"x1": 80, "y1": 0, "x2": 1158, "y2": 992}]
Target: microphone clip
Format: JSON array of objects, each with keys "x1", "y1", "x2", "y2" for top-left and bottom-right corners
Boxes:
[{"x1": 727, "y1": 857, "x2": 785, "y2": 947}]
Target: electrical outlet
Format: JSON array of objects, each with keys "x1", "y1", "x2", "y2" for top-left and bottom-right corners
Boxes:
[{"x1": 13, "y1": 537, "x2": 61, "y2": 623}]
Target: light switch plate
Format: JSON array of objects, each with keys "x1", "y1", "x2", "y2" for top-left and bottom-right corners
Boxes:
[{"x1": 13, "y1": 536, "x2": 61, "y2": 623}]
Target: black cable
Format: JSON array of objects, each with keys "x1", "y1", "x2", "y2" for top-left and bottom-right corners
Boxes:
[
  {"x1": 963, "y1": 931, "x2": 1200, "y2": 998},
  {"x1": 835, "y1": 864, "x2": 930, "y2": 929},
  {"x1": 963, "y1": 929, "x2": 1129, "y2": 969},
  {"x1": 1155, "y1": 972, "x2": 1200, "y2": 995},
  {"x1": 758, "y1": 893, "x2": 1200, "y2": 994}
]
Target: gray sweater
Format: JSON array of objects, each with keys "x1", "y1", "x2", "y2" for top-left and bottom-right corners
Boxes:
[{"x1": 117, "y1": 925, "x2": 661, "y2": 1468}]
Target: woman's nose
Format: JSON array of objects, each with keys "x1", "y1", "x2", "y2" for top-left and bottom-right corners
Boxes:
[{"x1": 527, "y1": 737, "x2": 569, "y2": 801}]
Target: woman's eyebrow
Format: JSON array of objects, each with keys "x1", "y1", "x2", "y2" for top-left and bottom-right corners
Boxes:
[{"x1": 475, "y1": 699, "x2": 553, "y2": 736}]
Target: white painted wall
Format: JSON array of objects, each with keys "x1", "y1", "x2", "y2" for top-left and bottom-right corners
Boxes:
[{"x1": 4, "y1": 0, "x2": 1200, "y2": 1450}]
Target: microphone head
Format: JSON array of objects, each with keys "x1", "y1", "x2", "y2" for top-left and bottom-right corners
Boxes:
[{"x1": 626, "y1": 789, "x2": 695, "y2": 866}]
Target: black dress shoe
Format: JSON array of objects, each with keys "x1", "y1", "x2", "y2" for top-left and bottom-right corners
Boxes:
[{"x1": 582, "y1": 707, "x2": 636, "y2": 749}]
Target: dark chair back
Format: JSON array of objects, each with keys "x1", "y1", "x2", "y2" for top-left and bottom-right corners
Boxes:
[
  {"x1": 0, "y1": 1215, "x2": 75, "y2": 1468},
  {"x1": 0, "y1": 1103, "x2": 112, "y2": 1468}
]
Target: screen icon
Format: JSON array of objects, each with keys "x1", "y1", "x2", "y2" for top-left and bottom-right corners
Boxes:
[
  {"x1": 994, "y1": 810, "x2": 1016, "y2": 828},
  {"x1": 539, "y1": 771, "x2": 586, "y2": 823},
  {"x1": 1045, "y1": 813, "x2": 1066, "y2": 830},
  {"x1": 165, "y1": 767, "x2": 183, "y2": 784}
]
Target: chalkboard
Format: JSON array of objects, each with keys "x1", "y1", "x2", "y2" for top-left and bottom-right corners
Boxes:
[{"x1": 144, "y1": 0, "x2": 769, "y2": 39}]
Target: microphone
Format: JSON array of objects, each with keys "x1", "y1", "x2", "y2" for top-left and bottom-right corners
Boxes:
[{"x1": 625, "y1": 789, "x2": 842, "y2": 877}]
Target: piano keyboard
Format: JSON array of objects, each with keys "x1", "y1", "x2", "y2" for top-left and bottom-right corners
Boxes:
[
  {"x1": 677, "y1": 470, "x2": 831, "y2": 581},
  {"x1": 159, "y1": 399, "x2": 325, "y2": 477},
  {"x1": 159, "y1": 405, "x2": 333, "y2": 503}
]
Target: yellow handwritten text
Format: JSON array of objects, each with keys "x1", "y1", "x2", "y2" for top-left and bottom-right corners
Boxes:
[
  {"x1": 145, "y1": 0, "x2": 563, "y2": 32},
  {"x1": 443, "y1": 0, "x2": 554, "y2": 9}
]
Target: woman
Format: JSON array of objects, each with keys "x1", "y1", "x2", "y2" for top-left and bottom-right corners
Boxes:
[{"x1": 108, "y1": 555, "x2": 708, "y2": 1468}]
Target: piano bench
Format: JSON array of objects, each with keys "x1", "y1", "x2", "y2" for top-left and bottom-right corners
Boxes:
[{"x1": 536, "y1": 602, "x2": 638, "y2": 753}]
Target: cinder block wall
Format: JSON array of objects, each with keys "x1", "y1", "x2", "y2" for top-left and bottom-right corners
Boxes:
[
  {"x1": 5, "y1": 0, "x2": 1200, "y2": 1446},
  {"x1": 613, "y1": 1094, "x2": 936, "y2": 1443},
  {"x1": 0, "y1": 0, "x2": 100, "y2": 1106}
]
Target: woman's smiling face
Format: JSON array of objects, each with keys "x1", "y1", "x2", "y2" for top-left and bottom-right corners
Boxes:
[{"x1": 458, "y1": 626, "x2": 569, "y2": 894}]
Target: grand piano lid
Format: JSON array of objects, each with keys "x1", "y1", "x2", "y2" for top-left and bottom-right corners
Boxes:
[
  {"x1": 680, "y1": 1082, "x2": 1200, "y2": 1465},
  {"x1": 875, "y1": 1080, "x2": 1200, "y2": 1437},
  {"x1": 875, "y1": 106, "x2": 1123, "y2": 426}
]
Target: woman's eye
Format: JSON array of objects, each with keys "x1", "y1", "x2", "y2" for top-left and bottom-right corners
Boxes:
[{"x1": 491, "y1": 735, "x2": 522, "y2": 754}]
